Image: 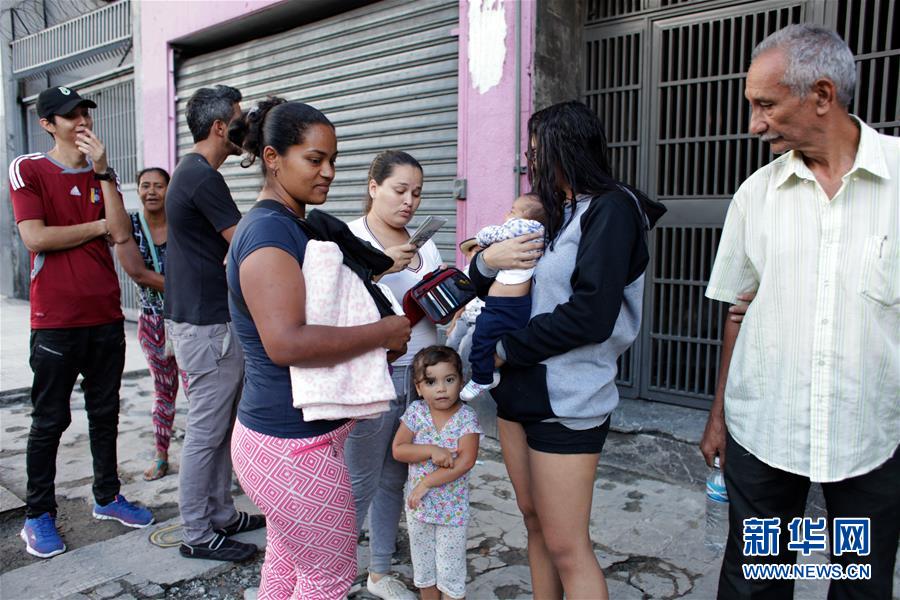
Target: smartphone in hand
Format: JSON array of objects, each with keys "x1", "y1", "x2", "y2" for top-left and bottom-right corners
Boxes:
[{"x1": 408, "y1": 216, "x2": 447, "y2": 248}]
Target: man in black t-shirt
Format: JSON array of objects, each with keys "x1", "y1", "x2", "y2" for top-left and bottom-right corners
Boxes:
[{"x1": 164, "y1": 85, "x2": 263, "y2": 562}]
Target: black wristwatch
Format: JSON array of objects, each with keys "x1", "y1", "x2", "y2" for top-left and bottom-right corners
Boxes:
[{"x1": 94, "y1": 167, "x2": 117, "y2": 181}]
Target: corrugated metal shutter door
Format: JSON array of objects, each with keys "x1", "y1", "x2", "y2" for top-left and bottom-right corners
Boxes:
[{"x1": 174, "y1": 0, "x2": 459, "y2": 259}]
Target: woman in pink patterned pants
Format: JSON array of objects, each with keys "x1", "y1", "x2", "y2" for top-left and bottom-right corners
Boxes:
[
  {"x1": 225, "y1": 98, "x2": 411, "y2": 598},
  {"x1": 232, "y1": 420, "x2": 356, "y2": 598}
]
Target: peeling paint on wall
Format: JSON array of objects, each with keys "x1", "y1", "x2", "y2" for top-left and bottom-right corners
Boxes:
[{"x1": 467, "y1": 0, "x2": 507, "y2": 94}]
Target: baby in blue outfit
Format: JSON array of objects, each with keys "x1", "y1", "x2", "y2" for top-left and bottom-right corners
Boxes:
[{"x1": 460, "y1": 192, "x2": 545, "y2": 401}]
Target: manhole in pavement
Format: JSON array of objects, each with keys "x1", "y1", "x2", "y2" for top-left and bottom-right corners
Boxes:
[{"x1": 150, "y1": 523, "x2": 182, "y2": 548}]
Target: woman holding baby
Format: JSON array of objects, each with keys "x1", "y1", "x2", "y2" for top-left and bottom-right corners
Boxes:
[{"x1": 468, "y1": 100, "x2": 662, "y2": 600}]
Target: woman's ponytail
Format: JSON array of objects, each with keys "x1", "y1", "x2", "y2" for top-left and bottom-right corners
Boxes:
[
  {"x1": 237, "y1": 97, "x2": 332, "y2": 176},
  {"x1": 239, "y1": 96, "x2": 288, "y2": 170}
]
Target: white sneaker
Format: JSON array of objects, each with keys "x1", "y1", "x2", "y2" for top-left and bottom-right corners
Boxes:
[
  {"x1": 366, "y1": 574, "x2": 416, "y2": 600},
  {"x1": 460, "y1": 372, "x2": 500, "y2": 401}
]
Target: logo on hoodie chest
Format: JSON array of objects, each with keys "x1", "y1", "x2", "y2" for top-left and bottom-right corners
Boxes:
[{"x1": 68, "y1": 185, "x2": 101, "y2": 204}]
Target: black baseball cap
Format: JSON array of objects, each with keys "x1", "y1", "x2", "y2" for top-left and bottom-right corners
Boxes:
[{"x1": 36, "y1": 86, "x2": 96, "y2": 119}]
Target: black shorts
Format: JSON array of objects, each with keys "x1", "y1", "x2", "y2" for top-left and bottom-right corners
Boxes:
[{"x1": 520, "y1": 416, "x2": 611, "y2": 454}]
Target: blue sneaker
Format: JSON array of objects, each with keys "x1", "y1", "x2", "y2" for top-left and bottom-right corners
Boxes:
[
  {"x1": 93, "y1": 494, "x2": 154, "y2": 528},
  {"x1": 20, "y1": 513, "x2": 66, "y2": 558}
]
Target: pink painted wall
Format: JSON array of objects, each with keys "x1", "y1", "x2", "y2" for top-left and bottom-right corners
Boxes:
[
  {"x1": 136, "y1": 0, "x2": 283, "y2": 172},
  {"x1": 455, "y1": 0, "x2": 535, "y2": 264}
]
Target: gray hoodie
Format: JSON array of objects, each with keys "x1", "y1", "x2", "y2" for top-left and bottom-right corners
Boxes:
[{"x1": 471, "y1": 189, "x2": 649, "y2": 429}]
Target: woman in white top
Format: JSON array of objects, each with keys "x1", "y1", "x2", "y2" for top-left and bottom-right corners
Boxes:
[{"x1": 345, "y1": 150, "x2": 442, "y2": 600}]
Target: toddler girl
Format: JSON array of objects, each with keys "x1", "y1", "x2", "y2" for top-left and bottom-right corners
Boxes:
[{"x1": 392, "y1": 346, "x2": 482, "y2": 600}]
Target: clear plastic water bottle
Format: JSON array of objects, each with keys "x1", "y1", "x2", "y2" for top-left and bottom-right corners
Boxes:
[{"x1": 705, "y1": 456, "x2": 729, "y2": 552}]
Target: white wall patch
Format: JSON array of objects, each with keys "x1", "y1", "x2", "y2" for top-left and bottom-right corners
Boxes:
[{"x1": 468, "y1": 0, "x2": 507, "y2": 94}]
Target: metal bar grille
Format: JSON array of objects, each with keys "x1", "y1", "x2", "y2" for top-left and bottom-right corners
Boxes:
[
  {"x1": 25, "y1": 105, "x2": 53, "y2": 156},
  {"x1": 587, "y1": 0, "x2": 644, "y2": 23},
  {"x1": 585, "y1": 25, "x2": 644, "y2": 392},
  {"x1": 648, "y1": 225, "x2": 724, "y2": 399},
  {"x1": 115, "y1": 257, "x2": 140, "y2": 321},
  {"x1": 586, "y1": 32, "x2": 642, "y2": 186},
  {"x1": 647, "y1": 4, "x2": 802, "y2": 404},
  {"x1": 11, "y1": 0, "x2": 131, "y2": 79},
  {"x1": 836, "y1": 0, "x2": 900, "y2": 136},
  {"x1": 656, "y1": 6, "x2": 802, "y2": 200}
]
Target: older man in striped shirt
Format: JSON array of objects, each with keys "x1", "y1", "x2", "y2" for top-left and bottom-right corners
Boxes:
[{"x1": 700, "y1": 24, "x2": 899, "y2": 600}]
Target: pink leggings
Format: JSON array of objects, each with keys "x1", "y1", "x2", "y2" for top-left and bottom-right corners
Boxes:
[{"x1": 232, "y1": 419, "x2": 357, "y2": 600}]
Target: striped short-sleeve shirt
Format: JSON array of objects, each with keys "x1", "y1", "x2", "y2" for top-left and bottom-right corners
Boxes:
[{"x1": 706, "y1": 117, "x2": 899, "y2": 483}]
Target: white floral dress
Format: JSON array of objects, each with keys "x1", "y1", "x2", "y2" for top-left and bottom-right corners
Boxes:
[{"x1": 400, "y1": 400, "x2": 482, "y2": 526}]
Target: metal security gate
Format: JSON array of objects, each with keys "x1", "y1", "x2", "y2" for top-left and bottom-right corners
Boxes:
[
  {"x1": 584, "y1": 23, "x2": 644, "y2": 396},
  {"x1": 174, "y1": 0, "x2": 459, "y2": 259},
  {"x1": 835, "y1": 0, "x2": 899, "y2": 135},
  {"x1": 585, "y1": 0, "x2": 900, "y2": 408}
]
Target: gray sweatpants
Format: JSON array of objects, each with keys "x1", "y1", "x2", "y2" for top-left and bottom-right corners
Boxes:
[
  {"x1": 167, "y1": 320, "x2": 244, "y2": 545},
  {"x1": 345, "y1": 365, "x2": 413, "y2": 574}
]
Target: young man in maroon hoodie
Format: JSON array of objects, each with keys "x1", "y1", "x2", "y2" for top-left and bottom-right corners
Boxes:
[{"x1": 9, "y1": 86, "x2": 154, "y2": 558}]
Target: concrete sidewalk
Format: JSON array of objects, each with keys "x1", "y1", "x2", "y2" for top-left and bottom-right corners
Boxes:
[
  {"x1": 0, "y1": 297, "x2": 895, "y2": 599},
  {"x1": 0, "y1": 370, "x2": 863, "y2": 599}
]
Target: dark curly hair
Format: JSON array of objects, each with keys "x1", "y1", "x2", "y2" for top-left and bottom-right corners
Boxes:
[{"x1": 411, "y1": 345, "x2": 463, "y2": 385}]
